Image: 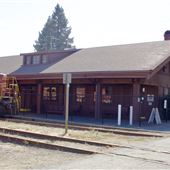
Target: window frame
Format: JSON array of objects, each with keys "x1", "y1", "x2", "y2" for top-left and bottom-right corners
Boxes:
[
  {"x1": 76, "y1": 87, "x2": 85, "y2": 103},
  {"x1": 42, "y1": 55, "x2": 48, "y2": 64},
  {"x1": 32, "y1": 55, "x2": 41, "y2": 64},
  {"x1": 25, "y1": 56, "x2": 32, "y2": 65},
  {"x1": 101, "y1": 86, "x2": 112, "y2": 104}
]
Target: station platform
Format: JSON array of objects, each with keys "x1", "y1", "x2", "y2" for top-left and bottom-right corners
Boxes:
[{"x1": 3, "y1": 112, "x2": 169, "y2": 133}]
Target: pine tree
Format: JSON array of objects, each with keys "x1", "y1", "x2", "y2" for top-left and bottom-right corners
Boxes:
[{"x1": 33, "y1": 4, "x2": 74, "y2": 52}]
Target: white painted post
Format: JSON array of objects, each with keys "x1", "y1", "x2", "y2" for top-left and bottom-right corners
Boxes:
[
  {"x1": 164, "y1": 100, "x2": 167, "y2": 109},
  {"x1": 129, "y1": 106, "x2": 133, "y2": 126},
  {"x1": 118, "y1": 104, "x2": 122, "y2": 126}
]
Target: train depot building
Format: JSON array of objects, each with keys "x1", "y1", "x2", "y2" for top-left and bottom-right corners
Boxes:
[{"x1": 1, "y1": 37, "x2": 170, "y2": 123}]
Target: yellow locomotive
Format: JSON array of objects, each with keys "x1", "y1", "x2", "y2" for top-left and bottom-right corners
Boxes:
[{"x1": 0, "y1": 73, "x2": 21, "y2": 115}]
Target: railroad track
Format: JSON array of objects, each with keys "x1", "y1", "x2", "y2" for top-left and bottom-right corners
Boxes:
[
  {"x1": 0, "y1": 126, "x2": 169, "y2": 155},
  {"x1": 0, "y1": 126, "x2": 170, "y2": 166},
  {"x1": 0, "y1": 116, "x2": 166, "y2": 137},
  {"x1": 0, "y1": 126, "x2": 117, "y2": 154},
  {"x1": 105, "y1": 152, "x2": 170, "y2": 166}
]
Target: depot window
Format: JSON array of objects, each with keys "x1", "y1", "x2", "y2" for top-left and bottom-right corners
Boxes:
[
  {"x1": 42, "y1": 55, "x2": 48, "y2": 64},
  {"x1": 51, "y1": 87, "x2": 57, "y2": 100},
  {"x1": 43, "y1": 87, "x2": 50, "y2": 100},
  {"x1": 102, "y1": 86, "x2": 112, "y2": 104},
  {"x1": 32, "y1": 55, "x2": 41, "y2": 64},
  {"x1": 25, "y1": 56, "x2": 32, "y2": 65},
  {"x1": 43, "y1": 86, "x2": 61, "y2": 101},
  {"x1": 76, "y1": 87, "x2": 85, "y2": 103}
]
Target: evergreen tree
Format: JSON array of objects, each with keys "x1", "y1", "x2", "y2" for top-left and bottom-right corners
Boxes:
[{"x1": 34, "y1": 4, "x2": 74, "y2": 51}]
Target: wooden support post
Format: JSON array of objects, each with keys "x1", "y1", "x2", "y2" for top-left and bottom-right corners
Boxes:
[
  {"x1": 36, "y1": 82, "x2": 42, "y2": 114},
  {"x1": 95, "y1": 83, "x2": 101, "y2": 119}
]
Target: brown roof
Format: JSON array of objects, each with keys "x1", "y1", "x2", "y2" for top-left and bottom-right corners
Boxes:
[
  {"x1": 0, "y1": 55, "x2": 23, "y2": 74},
  {"x1": 43, "y1": 40, "x2": 170, "y2": 74},
  {"x1": 1, "y1": 41, "x2": 170, "y2": 78}
]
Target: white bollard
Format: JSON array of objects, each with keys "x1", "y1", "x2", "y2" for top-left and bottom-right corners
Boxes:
[
  {"x1": 129, "y1": 106, "x2": 133, "y2": 126},
  {"x1": 164, "y1": 100, "x2": 167, "y2": 109},
  {"x1": 118, "y1": 104, "x2": 122, "y2": 126}
]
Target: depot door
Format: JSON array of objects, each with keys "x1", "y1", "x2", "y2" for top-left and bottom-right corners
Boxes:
[{"x1": 20, "y1": 85, "x2": 37, "y2": 113}]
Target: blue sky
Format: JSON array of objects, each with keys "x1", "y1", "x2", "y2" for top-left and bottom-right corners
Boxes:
[{"x1": 0, "y1": 0, "x2": 170, "y2": 56}]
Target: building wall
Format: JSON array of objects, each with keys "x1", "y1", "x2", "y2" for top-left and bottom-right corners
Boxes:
[
  {"x1": 18, "y1": 78, "x2": 134, "y2": 119},
  {"x1": 17, "y1": 72, "x2": 168, "y2": 122}
]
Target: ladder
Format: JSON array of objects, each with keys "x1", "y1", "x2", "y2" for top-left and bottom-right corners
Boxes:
[{"x1": 0, "y1": 75, "x2": 21, "y2": 114}]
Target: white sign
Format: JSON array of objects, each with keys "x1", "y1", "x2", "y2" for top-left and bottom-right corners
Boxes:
[
  {"x1": 63, "y1": 73, "x2": 72, "y2": 84},
  {"x1": 148, "y1": 107, "x2": 161, "y2": 124},
  {"x1": 147, "y1": 94, "x2": 154, "y2": 102}
]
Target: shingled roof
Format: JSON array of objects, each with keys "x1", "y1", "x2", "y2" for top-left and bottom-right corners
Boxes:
[
  {"x1": 43, "y1": 40, "x2": 170, "y2": 74},
  {"x1": 1, "y1": 40, "x2": 170, "y2": 78},
  {"x1": 0, "y1": 55, "x2": 22, "y2": 74}
]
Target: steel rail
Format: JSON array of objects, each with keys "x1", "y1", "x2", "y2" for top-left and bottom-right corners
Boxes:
[
  {"x1": 1, "y1": 117, "x2": 165, "y2": 137},
  {"x1": 0, "y1": 126, "x2": 169, "y2": 155},
  {"x1": 0, "y1": 127, "x2": 115, "y2": 147},
  {"x1": 0, "y1": 133, "x2": 96, "y2": 154},
  {"x1": 0, "y1": 129, "x2": 169, "y2": 166}
]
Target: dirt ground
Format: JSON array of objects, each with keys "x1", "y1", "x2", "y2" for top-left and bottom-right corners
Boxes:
[
  {"x1": 0, "y1": 142, "x2": 83, "y2": 169},
  {"x1": 0, "y1": 120, "x2": 170, "y2": 169},
  {"x1": 0, "y1": 137, "x2": 170, "y2": 170}
]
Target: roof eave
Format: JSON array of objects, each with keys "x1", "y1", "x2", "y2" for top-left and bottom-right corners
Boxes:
[{"x1": 11, "y1": 70, "x2": 149, "y2": 80}]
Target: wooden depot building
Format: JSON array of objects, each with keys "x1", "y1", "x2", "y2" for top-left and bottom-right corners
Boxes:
[{"x1": 1, "y1": 34, "x2": 170, "y2": 122}]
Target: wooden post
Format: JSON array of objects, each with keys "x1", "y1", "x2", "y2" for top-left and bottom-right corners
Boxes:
[
  {"x1": 95, "y1": 83, "x2": 101, "y2": 119},
  {"x1": 36, "y1": 82, "x2": 42, "y2": 114}
]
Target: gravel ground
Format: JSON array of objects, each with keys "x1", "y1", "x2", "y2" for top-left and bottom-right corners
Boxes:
[
  {"x1": 59, "y1": 136, "x2": 170, "y2": 170},
  {"x1": 0, "y1": 120, "x2": 170, "y2": 169},
  {"x1": 0, "y1": 138, "x2": 170, "y2": 170},
  {"x1": 0, "y1": 142, "x2": 84, "y2": 170}
]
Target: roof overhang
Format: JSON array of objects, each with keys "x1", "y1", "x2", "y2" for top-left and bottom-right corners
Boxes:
[{"x1": 11, "y1": 70, "x2": 149, "y2": 80}]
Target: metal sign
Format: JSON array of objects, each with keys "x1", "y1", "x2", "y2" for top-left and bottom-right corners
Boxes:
[
  {"x1": 63, "y1": 73, "x2": 72, "y2": 84},
  {"x1": 147, "y1": 94, "x2": 154, "y2": 102}
]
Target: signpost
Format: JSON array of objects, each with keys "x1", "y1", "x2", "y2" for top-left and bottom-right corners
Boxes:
[{"x1": 63, "y1": 73, "x2": 72, "y2": 134}]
